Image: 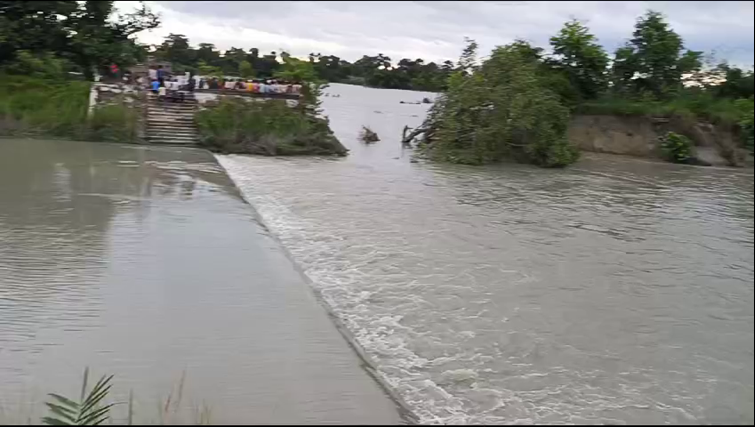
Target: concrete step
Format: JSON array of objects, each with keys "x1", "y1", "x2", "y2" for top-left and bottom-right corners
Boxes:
[
  {"x1": 146, "y1": 107, "x2": 197, "y2": 114},
  {"x1": 146, "y1": 116, "x2": 195, "y2": 123},
  {"x1": 146, "y1": 113, "x2": 195, "y2": 121},
  {"x1": 147, "y1": 125, "x2": 197, "y2": 132},
  {"x1": 148, "y1": 132, "x2": 196, "y2": 137},
  {"x1": 147, "y1": 129, "x2": 197, "y2": 137},
  {"x1": 146, "y1": 110, "x2": 195, "y2": 115},
  {"x1": 146, "y1": 135, "x2": 198, "y2": 143},
  {"x1": 146, "y1": 124, "x2": 197, "y2": 131},
  {"x1": 147, "y1": 122, "x2": 196, "y2": 129},
  {"x1": 147, "y1": 119, "x2": 195, "y2": 126},
  {"x1": 147, "y1": 140, "x2": 198, "y2": 146},
  {"x1": 147, "y1": 100, "x2": 198, "y2": 107}
]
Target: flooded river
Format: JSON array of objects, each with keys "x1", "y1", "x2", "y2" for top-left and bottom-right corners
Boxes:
[
  {"x1": 0, "y1": 139, "x2": 403, "y2": 424},
  {"x1": 216, "y1": 83, "x2": 754, "y2": 424},
  {"x1": 1, "y1": 83, "x2": 753, "y2": 425}
]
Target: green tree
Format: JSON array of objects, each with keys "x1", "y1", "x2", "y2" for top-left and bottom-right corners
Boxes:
[
  {"x1": 274, "y1": 53, "x2": 319, "y2": 83},
  {"x1": 611, "y1": 10, "x2": 702, "y2": 98},
  {"x1": 0, "y1": 0, "x2": 159, "y2": 79},
  {"x1": 196, "y1": 60, "x2": 222, "y2": 78},
  {"x1": 420, "y1": 41, "x2": 579, "y2": 167},
  {"x1": 238, "y1": 60, "x2": 255, "y2": 78},
  {"x1": 549, "y1": 19, "x2": 609, "y2": 100},
  {"x1": 195, "y1": 43, "x2": 221, "y2": 67},
  {"x1": 154, "y1": 34, "x2": 194, "y2": 67}
]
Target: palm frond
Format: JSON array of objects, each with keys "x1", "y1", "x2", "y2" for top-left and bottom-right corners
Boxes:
[{"x1": 42, "y1": 368, "x2": 114, "y2": 426}]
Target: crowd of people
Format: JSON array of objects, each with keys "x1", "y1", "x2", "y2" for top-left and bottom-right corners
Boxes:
[
  {"x1": 199, "y1": 77, "x2": 303, "y2": 94},
  {"x1": 135, "y1": 65, "x2": 303, "y2": 103}
]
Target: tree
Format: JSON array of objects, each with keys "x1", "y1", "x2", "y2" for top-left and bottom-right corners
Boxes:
[
  {"x1": 611, "y1": 10, "x2": 702, "y2": 98},
  {"x1": 0, "y1": 0, "x2": 160, "y2": 79},
  {"x1": 196, "y1": 60, "x2": 222, "y2": 78},
  {"x1": 715, "y1": 64, "x2": 755, "y2": 99},
  {"x1": 274, "y1": 53, "x2": 319, "y2": 83},
  {"x1": 0, "y1": 1, "x2": 78, "y2": 64},
  {"x1": 195, "y1": 43, "x2": 221, "y2": 66},
  {"x1": 549, "y1": 19, "x2": 609, "y2": 100},
  {"x1": 238, "y1": 60, "x2": 255, "y2": 78},
  {"x1": 154, "y1": 34, "x2": 194, "y2": 66},
  {"x1": 456, "y1": 37, "x2": 479, "y2": 75},
  {"x1": 419, "y1": 41, "x2": 579, "y2": 167}
]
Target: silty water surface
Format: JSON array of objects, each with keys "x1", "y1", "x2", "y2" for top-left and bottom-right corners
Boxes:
[{"x1": 217, "y1": 83, "x2": 754, "y2": 424}]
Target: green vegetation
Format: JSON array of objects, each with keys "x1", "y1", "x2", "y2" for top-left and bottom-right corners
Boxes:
[
  {"x1": 88, "y1": 104, "x2": 140, "y2": 143},
  {"x1": 0, "y1": 1, "x2": 159, "y2": 80},
  {"x1": 736, "y1": 98, "x2": 754, "y2": 153},
  {"x1": 146, "y1": 34, "x2": 455, "y2": 92},
  {"x1": 0, "y1": 75, "x2": 90, "y2": 138},
  {"x1": 43, "y1": 368, "x2": 115, "y2": 425},
  {"x1": 418, "y1": 42, "x2": 578, "y2": 167},
  {"x1": 2, "y1": 3, "x2": 752, "y2": 165},
  {"x1": 195, "y1": 97, "x2": 347, "y2": 156},
  {"x1": 0, "y1": 2, "x2": 153, "y2": 143},
  {"x1": 659, "y1": 132, "x2": 693, "y2": 163},
  {"x1": 36, "y1": 368, "x2": 212, "y2": 425},
  {"x1": 194, "y1": 55, "x2": 346, "y2": 157},
  {"x1": 410, "y1": 10, "x2": 753, "y2": 167},
  {"x1": 0, "y1": 75, "x2": 140, "y2": 143}
]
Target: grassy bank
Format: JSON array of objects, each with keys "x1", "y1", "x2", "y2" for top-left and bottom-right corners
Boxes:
[
  {"x1": 195, "y1": 97, "x2": 348, "y2": 156},
  {"x1": 577, "y1": 94, "x2": 754, "y2": 158},
  {"x1": 577, "y1": 94, "x2": 753, "y2": 128},
  {"x1": 0, "y1": 75, "x2": 140, "y2": 143}
]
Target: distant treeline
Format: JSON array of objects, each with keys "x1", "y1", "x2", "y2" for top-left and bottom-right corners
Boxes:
[{"x1": 149, "y1": 34, "x2": 455, "y2": 92}]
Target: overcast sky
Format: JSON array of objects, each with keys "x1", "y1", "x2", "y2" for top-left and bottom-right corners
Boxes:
[{"x1": 116, "y1": 1, "x2": 754, "y2": 67}]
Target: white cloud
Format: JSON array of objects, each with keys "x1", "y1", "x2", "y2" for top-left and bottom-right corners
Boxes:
[{"x1": 115, "y1": 1, "x2": 754, "y2": 67}]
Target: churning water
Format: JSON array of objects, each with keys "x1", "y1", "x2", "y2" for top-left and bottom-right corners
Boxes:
[{"x1": 216, "y1": 83, "x2": 754, "y2": 424}]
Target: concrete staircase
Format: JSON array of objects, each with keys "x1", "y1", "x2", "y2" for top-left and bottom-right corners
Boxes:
[{"x1": 145, "y1": 93, "x2": 199, "y2": 146}]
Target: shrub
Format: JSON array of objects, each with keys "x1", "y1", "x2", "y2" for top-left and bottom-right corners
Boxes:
[
  {"x1": 659, "y1": 131, "x2": 693, "y2": 163},
  {"x1": 195, "y1": 98, "x2": 347, "y2": 156},
  {"x1": 87, "y1": 103, "x2": 140, "y2": 143},
  {"x1": 420, "y1": 42, "x2": 580, "y2": 167},
  {"x1": 0, "y1": 74, "x2": 90, "y2": 138},
  {"x1": 735, "y1": 98, "x2": 754, "y2": 153}
]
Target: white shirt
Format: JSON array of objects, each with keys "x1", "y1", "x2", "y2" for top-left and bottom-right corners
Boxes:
[
  {"x1": 158, "y1": 86, "x2": 167, "y2": 96},
  {"x1": 148, "y1": 69, "x2": 157, "y2": 80}
]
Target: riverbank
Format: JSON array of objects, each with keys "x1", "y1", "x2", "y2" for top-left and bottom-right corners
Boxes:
[
  {"x1": 0, "y1": 138, "x2": 406, "y2": 424},
  {"x1": 0, "y1": 75, "x2": 141, "y2": 143}
]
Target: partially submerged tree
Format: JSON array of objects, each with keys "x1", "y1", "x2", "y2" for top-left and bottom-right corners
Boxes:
[{"x1": 417, "y1": 40, "x2": 579, "y2": 167}]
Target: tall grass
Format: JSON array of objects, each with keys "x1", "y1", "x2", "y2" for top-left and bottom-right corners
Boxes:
[
  {"x1": 88, "y1": 104, "x2": 140, "y2": 143},
  {"x1": 195, "y1": 97, "x2": 347, "y2": 156},
  {"x1": 0, "y1": 75, "x2": 140, "y2": 143},
  {"x1": 26, "y1": 368, "x2": 212, "y2": 426},
  {"x1": 577, "y1": 92, "x2": 751, "y2": 127},
  {"x1": 0, "y1": 75, "x2": 90, "y2": 138}
]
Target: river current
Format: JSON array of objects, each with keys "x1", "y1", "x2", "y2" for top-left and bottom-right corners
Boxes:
[{"x1": 216, "y1": 83, "x2": 754, "y2": 424}]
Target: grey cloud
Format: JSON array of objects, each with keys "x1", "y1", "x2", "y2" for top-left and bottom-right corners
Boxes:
[{"x1": 141, "y1": 1, "x2": 754, "y2": 66}]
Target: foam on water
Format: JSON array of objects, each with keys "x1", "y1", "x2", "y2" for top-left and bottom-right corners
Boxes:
[{"x1": 215, "y1": 83, "x2": 754, "y2": 424}]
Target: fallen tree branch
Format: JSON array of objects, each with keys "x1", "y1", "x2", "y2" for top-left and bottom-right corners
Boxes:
[{"x1": 402, "y1": 125, "x2": 427, "y2": 145}]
